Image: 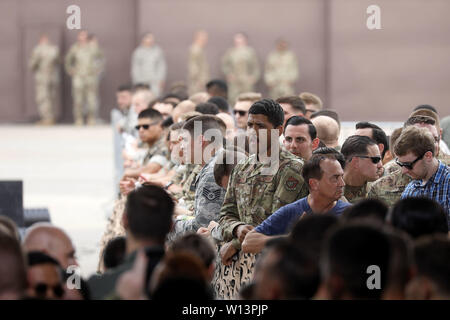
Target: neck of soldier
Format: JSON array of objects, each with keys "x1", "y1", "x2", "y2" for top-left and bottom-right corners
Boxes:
[
  {"x1": 343, "y1": 168, "x2": 367, "y2": 187},
  {"x1": 307, "y1": 193, "x2": 337, "y2": 213},
  {"x1": 422, "y1": 158, "x2": 439, "y2": 183},
  {"x1": 126, "y1": 234, "x2": 164, "y2": 255}
]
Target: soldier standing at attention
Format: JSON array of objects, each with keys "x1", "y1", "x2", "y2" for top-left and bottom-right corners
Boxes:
[
  {"x1": 131, "y1": 33, "x2": 167, "y2": 98},
  {"x1": 213, "y1": 99, "x2": 308, "y2": 299},
  {"x1": 188, "y1": 30, "x2": 209, "y2": 96},
  {"x1": 264, "y1": 39, "x2": 299, "y2": 100},
  {"x1": 29, "y1": 34, "x2": 60, "y2": 125},
  {"x1": 65, "y1": 30, "x2": 104, "y2": 125},
  {"x1": 221, "y1": 33, "x2": 260, "y2": 104}
]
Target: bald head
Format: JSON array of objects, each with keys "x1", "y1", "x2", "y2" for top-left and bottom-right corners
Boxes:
[
  {"x1": 189, "y1": 92, "x2": 210, "y2": 105},
  {"x1": 172, "y1": 100, "x2": 196, "y2": 123},
  {"x1": 311, "y1": 116, "x2": 340, "y2": 148},
  {"x1": 23, "y1": 224, "x2": 77, "y2": 270}
]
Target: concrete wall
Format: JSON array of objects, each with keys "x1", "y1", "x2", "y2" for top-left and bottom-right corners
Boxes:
[{"x1": 0, "y1": 0, "x2": 449, "y2": 123}]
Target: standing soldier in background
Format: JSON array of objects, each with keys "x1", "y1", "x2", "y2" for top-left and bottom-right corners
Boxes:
[
  {"x1": 65, "y1": 30, "x2": 104, "y2": 125},
  {"x1": 131, "y1": 32, "x2": 167, "y2": 98},
  {"x1": 29, "y1": 34, "x2": 60, "y2": 125},
  {"x1": 88, "y1": 34, "x2": 105, "y2": 118},
  {"x1": 187, "y1": 30, "x2": 209, "y2": 96},
  {"x1": 264, "y1": 39, "x2": 299, "y2": 100},
  {"x1": 222, "y1": 33, "x2": 260, "y2": 104}
]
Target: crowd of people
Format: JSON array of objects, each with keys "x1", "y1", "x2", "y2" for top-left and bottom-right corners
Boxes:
[{"x1": 3, "y1": 32, "x2": 450, "y2": 300}]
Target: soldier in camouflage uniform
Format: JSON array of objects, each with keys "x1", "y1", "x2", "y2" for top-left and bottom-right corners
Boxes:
[
  {"x1": 264, "y1": 39, "x2": 299, "y2": 100},
  {"x1": 213, "y1": 99, "x2": 308, "y2": 299},
  {"x1": 341, "y1": 135, "x2": 383, "y2": 204},
  {"x1": 187, "y1": 30, "x2": 209, "y2": 96},
  {"x1": 222, "y1": 33, "x2": 260, "y2": 104},
  {"x1": 29, "y1": 34, "x2": 60, "y2": 125},
  {"x1": 65, "y1": 30, "x2": 105, "y2": 125}
]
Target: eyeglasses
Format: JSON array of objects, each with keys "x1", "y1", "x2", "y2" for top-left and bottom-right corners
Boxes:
[
  {"x1": 233, "y1": 110, "x2": 247, "y2": 117},
  {"x1": 395, "y1": 152, "x2": 425, "y2": 170},
  {"x1": 135, "y1": 122, "x2": 159, "y2": 130},
  {"x1": 353, "y1": 155, "x2": 382, "y2": 164},
  {"x1": 34, "y1": 283, "x2": 65, "y2": 298}
]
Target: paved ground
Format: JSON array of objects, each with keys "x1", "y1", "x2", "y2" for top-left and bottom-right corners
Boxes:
[
  {"x1": 0, "y1": 121, "x2": 403, "y2": 278},
  {"x1": 0, "y1": 124, "x2": 115, "y2": 277}
]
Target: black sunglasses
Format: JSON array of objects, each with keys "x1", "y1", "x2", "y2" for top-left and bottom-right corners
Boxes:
[
  {"x1": 353, "y1": 155, "x2": 382, "y2": 164},
  {"x1": 233, "y1": 110, "x2": 247, "y2": 117},
  {"x1": 34, "y1": 283, "x2": 65, "y2": 298},
  {"x1": 395, "y1": 152, "x2": 425, "y2": 170},
  {"x1": 135, "y1": 122, "x2": 159, "y2": 130}
]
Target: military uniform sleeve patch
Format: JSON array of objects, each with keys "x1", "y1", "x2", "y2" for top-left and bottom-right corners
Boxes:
[
  {"x1": 285, "y1": 177, "x2": 299, "y2": 191},
  {"x1": 202, "y1": 187, "x2": 222, "y2": 201}
]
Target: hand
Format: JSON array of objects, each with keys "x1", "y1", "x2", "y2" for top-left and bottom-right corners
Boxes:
[
  {"x1": 242, "y1": 230, "x2": 269, "y2": 254},
  {"x1": 115, "y1": 250, "x2": 148, "y2": 300},
  {"x1": 220, "y1": 241, "x2": 238, "y2": 266},
  {"x1": 119, "y1": 177, "x2": 136, "y2": 195},
  {"x1": 197, "y1": 227, "x2": 210, "y2": 236},
  {"x1": 235, "y1": 224, "x2": 254, "y2": 243}
]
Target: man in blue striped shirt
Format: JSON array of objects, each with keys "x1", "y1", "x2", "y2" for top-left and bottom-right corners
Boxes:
[{"x1": 395, "y1": 126, "x2": 450, "y2": 227}]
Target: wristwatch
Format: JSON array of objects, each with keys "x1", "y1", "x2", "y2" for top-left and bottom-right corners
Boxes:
[{"x1": 164, "y1": 181, "x2": 174, "y2": 190}]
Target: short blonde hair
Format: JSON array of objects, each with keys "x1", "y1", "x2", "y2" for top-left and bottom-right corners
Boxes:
[
  {"x1": 237, "y1": 92, "x2": 262, "y2": 103},
  {"x1": 299, "y1": 92, "x2": 323, "y2": 109}
]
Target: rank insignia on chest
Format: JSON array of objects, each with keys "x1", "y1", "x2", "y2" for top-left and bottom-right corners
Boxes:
[{"x1": 285, "y1": 177, "x2": 299, "y2": 191}]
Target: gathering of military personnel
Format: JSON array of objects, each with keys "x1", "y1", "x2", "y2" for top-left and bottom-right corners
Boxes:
[{"x1": 2, "y1": 24, "x2": 450, "y2": 302}]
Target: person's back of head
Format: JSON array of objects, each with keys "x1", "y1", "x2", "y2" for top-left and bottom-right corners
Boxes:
[
  {"x1": 382, "y1": 227, "x2": 413, "y2": 300},
  {"x1": 0, "y1": 232, "x2": 27, "y2": 299},
  {"x1": 150, "y1": 251, "x2": 212, "y2": 299},
  {"x1": 289, "y1": 213, "x2": 339, "y2": 263},
  {"x1": 412, "y1": 104, "x2": 438, "y2": 115},
  {"x1": 407, "y1": 235, "x2": 450, "y2": 299},
  {"x1": 342, "y1": 198, "x2": 388, "y2": 223},
  {"x1": 310, "y1": 110, "x2": 340, "y2": 129},
  {"x1": 102, "y1": 236, "x2": 127, "y2": 271},
  {"x1": 311, "y1": 115, "x2": 340, "y2": 148},
  {"x1": 320, "y1": 223, "x2": 392, "y2": 299},
  {"x1": 252, "y1": 238, "x2": 320, "y2": 299},
  {"x1": 208, "y1": 96, "x2": 230, "y2": 113},
  {"x1": 388, "y1": 197, "x2": 448, "y2": 239},
  {"x1": 195, "y1": 102, "x2": 220, "y2": 115},
  {"x1": 206, "y1": 79, "x2": 228, "y2": 99},
  {"x1": 125, "y1": 184, "x2": 175, "y2": 243},
  {"x1": 189, "y1": 92, "x2": 210, "y2": 105},
  {"x1": 169, "y1": 233, "x2": 216, "y2": 274}
]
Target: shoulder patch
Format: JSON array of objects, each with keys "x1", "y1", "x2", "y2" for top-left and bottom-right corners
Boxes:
[{"x1": 285, "y1": 176, "x2": 299, "y2": 191}]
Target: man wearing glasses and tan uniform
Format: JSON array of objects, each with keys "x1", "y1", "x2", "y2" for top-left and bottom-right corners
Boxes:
[
  {"x1": 341, "y1": 135, "x2": 383, "y2": 204},
  {"x1": 394, "y1": 126, "x2": 449, "y2": 227},
  {"x1": 232, "y1": 92, "x2": 262, "y2": 131}
]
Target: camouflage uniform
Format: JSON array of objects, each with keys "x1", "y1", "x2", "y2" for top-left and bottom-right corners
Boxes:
[
  {"x1": 131, "y1": 45, "x2": 166, "y2": 97},
  {"x1": 369, "y1": 153, "x2": 450, "y2": 206},
  {"x1": 65, "y1": 42, "x2": 104, "y2": 124},
  {"x1": 344, "y1": 183, "x2": 368, "y2": 204},
  {"x1": 175, "y1": 164, "x2": 203, "y2": 212},
  {"x1": 213, "y1": 148, "x2": 308, "y2": 299},
  {"x1": 187, "y1": 44, "x2": 209, "y2": 96},
  {"x1": 29, "y1": 42, "x2": 60, "y2": 123},
  {"x1": 168, "y1": 154, "x2": 226, "y2": 241},
  {"x1": 96, "y1": 137, "x2": 168, "y2": 273},
  {"x1": 264, "y1": 49, "x2": 298, "y2": 99},
  {"x1": 221, "y1": 46, "x2": 260, "y2": 104}
]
